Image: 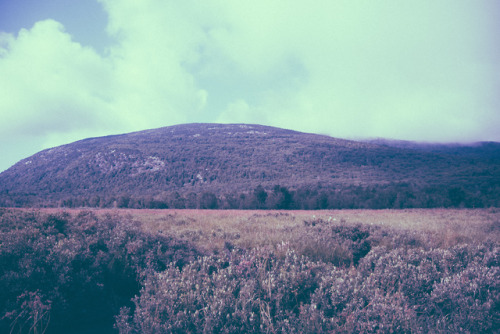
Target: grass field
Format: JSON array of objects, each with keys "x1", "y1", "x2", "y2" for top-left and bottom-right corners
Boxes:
[
  {"x1": 34, "y1": 207, "x2": 500, "y2": 250},
  {"x1": 2, "y1": 208, "x2": 499, "y2": 333}
]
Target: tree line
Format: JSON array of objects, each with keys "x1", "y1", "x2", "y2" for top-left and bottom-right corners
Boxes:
[{"x1": 3, "y1": 182, "x2": 496, "y2": 209}]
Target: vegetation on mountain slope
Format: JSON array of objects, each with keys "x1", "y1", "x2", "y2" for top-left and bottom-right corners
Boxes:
[{"x1": 0, "y1": 123, "x2": 499, "y2": 208}]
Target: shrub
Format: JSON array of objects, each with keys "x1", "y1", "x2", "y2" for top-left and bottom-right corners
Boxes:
[
  {"x1": 2, "y1": 211, "x2": 498, "y2": 333},
  {"x1": 295, "y1": 220, "x2": 372, "y2": 266},
  {"x1": 116, "y1": 245, "x2": 326, "y2": 334},
  {"x1": 305, "y1": 242, "x2": 500, "y2": 333},
  {"x1": 0, "y1": 210, "x2": 201, "y2": 333},
  {"x1": 429, "y1": 262, "x2": 499, "y2": 332}
]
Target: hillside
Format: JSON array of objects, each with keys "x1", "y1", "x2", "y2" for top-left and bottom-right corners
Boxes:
[
  {"x1": 365, "y1": 138, "x2": 500, "y2": 160},
  {"x1": 0, "y1": 123, "x2": 499, "y2": 208}
]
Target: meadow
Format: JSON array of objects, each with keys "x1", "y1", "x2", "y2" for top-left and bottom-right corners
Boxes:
[{"x1": 1, "y1": 208, "x2": 498, "y2": 333}]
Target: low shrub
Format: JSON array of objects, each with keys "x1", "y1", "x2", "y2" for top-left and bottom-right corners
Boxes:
[
  {"x1": 429, "y1": 262, "x2": 499, "y2": 332},
  {"x1": 305, "y1": 243, "x2": 499, "y2": 333},
  {"x1": 119, "y1": 218, "x2": 499, "y2": 333},
  {"x1": 295, "y1": 220, "x2": 372, "y2": 266},
  {"x1": 1, "y1": 211, "x2": 498, "y2": 333},
  {"x1": 0, "y1": 210, "x2": 202, "y2": 333},
  {"x1": 116, "y1": 245, "x2": 326, "y2": 334}
]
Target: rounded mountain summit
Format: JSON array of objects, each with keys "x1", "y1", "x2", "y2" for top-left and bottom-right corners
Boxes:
[{"x1": 0, "y1": 123, "x2": 498, "y2": 208}]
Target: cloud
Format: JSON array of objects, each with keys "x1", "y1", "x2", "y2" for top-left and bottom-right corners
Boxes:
[
  {"x1": 0, "y1": 0, "x2": 499, "y2": 171},
  {"x1": 221, "y1": 1, "x2": 500, "y2": 142},
  {"x1": 0, "y1": 20, "x2": 110, "y2": 134},
  {"x1": 0, "y1": 2, "x2": 209, "y2": 170},
  {"x1": 0, "y1": 21, "x2": 104, "y2": 170},
  {"x1": 99, "y1": 0, "x2": 208, "y2": 126}
]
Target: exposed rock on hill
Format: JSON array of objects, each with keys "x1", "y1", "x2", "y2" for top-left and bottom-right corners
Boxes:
[{"x1": 0, "y1": 123, "x2": 499, "y2": 208}]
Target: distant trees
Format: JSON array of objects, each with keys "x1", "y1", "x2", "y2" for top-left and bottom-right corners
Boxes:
[
  {"x1": 448, "y1": 187, "x2": 466, "y2": 207},
  {"x1": 269, "y1": 185, "x2": 293, "y2": 209},
  {"x1": 117, "y1": 194, "x2": 131, "y2": 208},
  {"x1": 199, "y1": 192, "x2": 218, "y2": 209},
  {"x1": 253, "y1": 185, "x2": 268, "y2": 209},
  {"x1": 1, "y1": 182, "x2": 498, "y2": 210}
]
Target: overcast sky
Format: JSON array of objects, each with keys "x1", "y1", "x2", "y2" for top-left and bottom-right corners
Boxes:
[{"x1": 0, "y1": 0, "x2": 499, "y2": 172}]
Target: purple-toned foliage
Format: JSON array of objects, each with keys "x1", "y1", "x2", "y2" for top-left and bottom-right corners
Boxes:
[
  {"x1": 297, "y1": 220, "x2": 372, "y2": 266},
  {"x1": 116, "y1": 245, "x2": 326, "y2": 334},
  {"x1": 1, "y1": 209, "x2": 498, "y2": 333},
  {"x1": 0, "y1": 209, "x2": 201, "y2": 333},
  {"x1": 117, "y1": 220, "x2": 499, "y2": 334}
]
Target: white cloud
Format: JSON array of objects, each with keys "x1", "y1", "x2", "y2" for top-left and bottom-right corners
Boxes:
[
  {"x1": 0, "y1": 0, "x2": 499, "y2": 171},
  {"x1": 0, "y1": 20, "x2": 109, "y2": 133},
  {"x1": 0, "y1": 2, "x2": 209, "y2": 170},
  {"x1": 100, "y1": 0, "x2": 208, "y2": 126}
]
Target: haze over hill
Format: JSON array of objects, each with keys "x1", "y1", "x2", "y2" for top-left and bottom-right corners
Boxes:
[{"x1": 0, "y1": 123, "x2": 499, "y2": 209}]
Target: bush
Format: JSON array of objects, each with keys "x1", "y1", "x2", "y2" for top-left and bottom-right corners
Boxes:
[
  {"x1": 296, "y1": 220, "x2": 372, "y2": 266},
  {"x1": 1, "y1": 211, "x2": 498, "y2": 333},
  {"x1": 305, "y1": 243, "x2": 499, "y2": 333},
  {"x1": 116, "y1": 218, "x2": 499, "y2": 333},
  {"x1": 429, "y1": 262, "x2": 499, "y2": 332},
  {"x1": 0, "y1": 210, "x2": 201, "y2": 333},
  {"x1": 116, "y1": 235, "x2": 500, "y2": 333},
  {"x1": 116, "y1": 245, "x2": 326, "y2": 334}
]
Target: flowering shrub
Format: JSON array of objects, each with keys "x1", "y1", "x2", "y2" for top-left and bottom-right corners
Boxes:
[
  {"x1": 429, "y1": 262, "x2": 499, "y2": 332},
  {"x1": 295, "y1": 220, "x2": 372, "y2": 266},
  {"x1": 0, "y1": 210, "x2": 201, "y2": 333},
  {"x1": 305, "y1": 244, "x2": 499, "y2": 333},
  {"x1": 116, "y1": 245, "x2": 326, "y2": 334},
  {"x1": 117, "y1": 239, "x2": 499, "y2": 333},
  {"x1": 4, "y1": 291, "x2": 51, "y2": 334},
  {"x1": 118, "y1": 219, "x2": 499, "y2": 333},
  {"x1": 1, "y1": 210, "x2": 498, "y2": 333}
]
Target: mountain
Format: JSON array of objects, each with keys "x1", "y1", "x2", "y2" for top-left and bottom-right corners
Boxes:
[
  {"x1": 365, "y1": 138, "x2": 500, "y2": 161},
  {"x1": 0, "y1": 123, "x2": 499, "y2": 209}
]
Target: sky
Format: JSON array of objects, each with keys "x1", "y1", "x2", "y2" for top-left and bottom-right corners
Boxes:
[{"x1": 0, "y1": 0, "x2": 499, "y2": 172}]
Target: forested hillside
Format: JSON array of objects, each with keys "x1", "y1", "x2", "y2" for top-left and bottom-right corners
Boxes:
[{"x1": 0, "y1": 123, "x2": 499, "y2": 208}]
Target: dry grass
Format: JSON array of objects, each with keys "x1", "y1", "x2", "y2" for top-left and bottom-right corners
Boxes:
[
  {"x1": 5, "y1": 207, "x2": 499, "y2": 333},
  {"x1": 31, "y1": 208, "x2": 500, "y2": 252}
]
